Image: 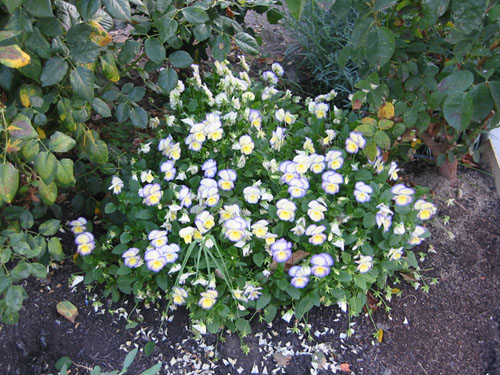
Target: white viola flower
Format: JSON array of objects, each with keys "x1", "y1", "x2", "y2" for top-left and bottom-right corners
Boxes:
[
  {"x1": 388, "y1": 161, "x2": 400, "y2": 181},
  {"x1": 243, "y1": 186, "x2": 261, "y2": 204},
  {"x1": 308, "y1": 101, "x2": 316, "y2": 113},
  {"x1": 218, "y1": 169, "x2": 237, "y2": 191},
  {"x1": 243, "y1": 283, "x2": 262, "y2": 301},
  {"x1": 408, "y1": 225, "x2": 428, "y2": 245},
  {"x1": 109, "y1": 176, "x2": 124, "y2": 194},
  {"x1": 322, "y1": 129, "x2": 336, "y2": 146},
  {"x1": 325, "y1": 150, "x2": 344, "y2": 170},
  {"x1": 195, "y1": 211, "x2": 215, "y2": 234},
  {"x1": 198, "y1": 289, "x2": 218, "y2": 310},
  {"x1": 248, "y1": 109, "x2": 262, "y2": 129},
  {"x1": 160, "y1": 161, "x2": 176, "y2": 181},
  {"x1": 176, "y1": 80, "x2": 185, "y2": 93},
  {"x1": 275, "y1": 108, "x2": 286, "y2": 123},
  {"x1": 291, "y1": 217, "x2": 306, "y2": 236},
  {"x1": 242, "y1": 91, "x2": 255, "y2": 103},
  {"x1": 122, "y1": 247, "x2": 143, "y2": 268},
  {"x1": 149, "y1": 116, "x2": 160, "y2": 129},
  {"x1": 293, "y1": 154, "x2": 311, "y2": 174},
  {"x1": 179, "y1": 226, "x2": 198, "y2": 244},
  {"x1": 201, "y1": 159, "x2": 217, "y2": 178},
  {"x1": 138, "y1": 142, "x2": 152, "y2": 154},
  {"x1": 186, "y1": 134, "x2": 202, "y2": 151},
  {"x1": 309, "y1": 154, "x2": 326, "y2": 174},
  {"x1": 345, "y1": 131, "x2": 366, "y2": 154},
  {"x1": 310, "y1": 253, "x2": 334, "y2": 277},
  {"x1": 307, "y1": 200, "x2": 327, "y2": 222},
  {"x1": 262, "y1": 70, "x2": 278, "y2": 85},
  {"x1": 148, "y1": 230, "x2": 168, "y2": 248},
  {"x1": 138, "y1": 183, "x2": 163, "y2": 206},
  {"x1": 414, "y1": 199, "x2": 437, "y2": 221},
  {"x1": 75, "y1": 232, "x2": 95, "y2": 256},
  {"x1": 394, "y1": 221, "x2": 405, "y2": 235},
  {"x1": 263, "y1": 159, "x2": 279, "y2": 173},
  {"x1": 172, "y1": 286, "x2": 188, "y2": 305},
  {"x1": 205, "y1": 188, "x2": 220, "y2": 207},
  {"x1": 144, "y1": 248, "x2": 167, "y2": 272},
  {"x1": 239, "y1": 55, "x2": 250, "y2": 71},
  {"x1": 353, "y1": 181, "x2": 373, "y2": 203},
  {"x1": 271, "y1": 62, "x2": 284, "y2": 77},
  {"x1": 220, "y1": 204, "x2": 241, "y2": 221},
  {"x1": 190, "y1": 122, "x2": 207, "y2": 143},
  {"x1": 223, "y1": 111, "x2": 238, "y2": 125},
  {"x1": 270, "y1": 127, "x2": 286, "y2": 151},
  {"x1": 224, "y1": 217, "x2": 249, "y2": 242},
  {"x1": 251, "y1": 220, "x2": 269, "y2": 238},
  {"x1": 375, "y1": 203, "x2": 393, "y2": 232},
  {"x1": 391, "y1": 184, "x2": 415, "y2": 206},
  {"x1": 178, "y1": 185, "x2": 194, "y2": 208},
  {"x1": 326, "y1": 89, "x2": 338, "y2": 101},
  {"x1": 305, "y1": 224, "x2": 327, "y2": 245},
  {"x1": 262, "y1": 86, "x2": 278, "y2": 100},
  {"x1": 69, "y1": 217, "x2": 87, "y2": 235},
  {"x1": 356, "y1": 255, "x2": 373, "y2": 273},
  {"x1": 276, "y1": 198, "x2": 296, "y2": 222},
  {"x1": 270, "y1": 238, "x2": 292, "y2": 263},
  {"x1": 314, "y1": 102, "x2": 329, "y2": 119},
  {"x1": 388, "y1": 247, "x2": 404, "y2": 261},
  {"x1": 303, "y1": 137, "x2": 315, "y2": 153},
  {"x1": 240, "y1": 71, "x2": 251, "y2": 84},
  {"x1": 239, "y1": 135, "x2": 254, "y2": 155},
  {"x1": 231, "y1": 97, "x2": 241, "y2": 110},
  {"x1": 288, "y1": 177, "x2": 309, "y2": 198},
  {"x1": 215, "y1": 92, "x2": 228, "y2": 106},
  {"x1": 165, "y1": 114, "x2": 175, "y2": 126},
  {"x1": 321, "y1": 171, "x2": 344, "y2": 195},
  {"x1": 289, "y1": 265, "x2": 310, "y2": 288},
  {"x1": 198, "y1": 178, "x2": 218, "y2": 196}
]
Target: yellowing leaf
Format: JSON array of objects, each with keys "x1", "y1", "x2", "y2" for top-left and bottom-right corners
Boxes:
[
  {"x1": 89, "y1": 20, "x2": 112, "y2": 47},
  {"x1": 18, "y1": 84, "x2": 42, "y2": 108},
  {"x1": 361, "y1": 117, "x2": 377, "y2": 126},
  {"x1": 377, "y1": 102, "x2": 394, "y2": 119},
  {"x1": 37, "y1": 127, "x2": 46, "y2": 139},
  {"x1": 377, "y1": 328, "x2": 384, "y2": 343},
  {"x1": 56, "y1": 300, "x2": 79, "y2": 323},
  {"x1": 20, "y1": 92, "x2": 30, "y2": 107},
  {"x1": 391, "y1": 288, "x2": 401, "y2": 294},
  {"x1": 0, "y1": 45, "x2": 31, "y2": 68},
  {"x1": 6, "y1": 138, "x2": 22, "y2": 152}
]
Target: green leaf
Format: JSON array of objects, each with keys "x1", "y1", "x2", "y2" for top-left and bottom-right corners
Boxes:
[
  {"x1": 437, "y1": 71, "x2": 474, "y2": 95},
  {"x1": 48, "y1": 237, "x2": 65, "y2": 261},
  {"x1": 70, "y1": 66, "x2": 94, "y2": 102},
  {"x1": 0, "y1": 162, "x2": 19, "y2": 203},
  {"x1": 37, "y1": 17, "x2": 64, "y2": 37},
  {"x1": 39, "y1": 219, "x2": 61, "y2": 236},
  {"x1": 18, "y1": 55, "x2": 41, "y2": 81},
  {"x1": 233, "y1": 32, "x2": 259, "y2": 55},
  {"x1": 36, "y1": 180, "x2": 58, "y2": 205},
  {"x1": 1, "y1": 0, "x2": 23, "y2": 13},
  {"x1": 182, "y1": 6, "x2": 209, "y2": 24},
  {"x1": 8, "y1": 114, "x2": 37, "y2": 140},
  {"x1": 122, "y1": 348, "x2": 138, "y2": 370},
  {"x1": 443, "y1": 92, "x2": 473, "y2": 131},
  {"x1": 168, "y1": 50, "x2": 193, "y2": 69},
  {"x1": 469, "y1": 83, "x2": 493, "y2": 122},
  {"x1": 366, "y1": 27, "x2": 395, "y2": 68},
  {"x1": 87, "y1": 139, "x2": 109, "y2": 164},
  {"x1": 77, "y1": 0, "x2": 101, "y2": 20},
  {"x1": 25, "y1": 0, "x2": 54, "y2": 17},
  {"x1": 49, "y1": 131, "x2": 76, "y2": 152},
  {"x1": 40, "y1": 57, "x2": 68, "y2": 87},
  {"x1": 139, "y1": 362, "x2": 162, "y2": 375},
  {"x1": 264, "y1": 304, "x2": 277, "y2": 323},
  {"x1": 144, "y1": 341, "x2": 155, "y2": 357},
  {"x1": 158, "y1": 68, "x2": 178, "y2": 94},
  {"x1": 35, "y1": 151, "x2": 57, "y2": 184},
  {"x1": 56, "y1": 158, "x2": 75, "y2": 187},
  {"x1": 115, "y1": 102, "x2": 130, "y2": 122},
  {"x1": 156, "y1": 274, "x2": 168, "y2": 290},
  {"x1": 104, "y1": 202, "x2": 116, "y2": 213},
  {"x1": 118, "y1": 40, "x2": 140, "y2": 65},
  {"x1": 5, "y1": 285, "x2": 27, "y2": 311},
  {"x1": 130, "y1": 107, "x2": 148, "y2": 129},
  {"x1": 20, "y1": 210, "x2": 34, "y2": 229},
  {"x1": 373, "y1": 0, "x2": 397, "y2": 12},
  {"x1": 295, "y1": 296, "x2": 313, "y2": 319},
  {"x1": 212, "y1": 34, "x2": 230, "y2": 62},
  {"x1": 155, "y1": 16, "x2": 178, "y2": 43},
  {"x1": 70, "y1": 42, "x2": 101, "y2": 64},
  {"x1": 286, "y1": 0, "x2": 306, "y2": 20},
  {"x1": 192, "y1": 24, "x2": 210, "y2": 42},
  {"x1": 235, "y1": 318, "x2": 251, "y2": 335},
  {"x1": 11, "y1": 262, "x2": 31, "y2": 282},
  {"x1": 354, "y1": 123, "x2": 375, "y2": 137},
  {"x1": 136, "y1": 208, "x2": 152, "y2": 220},
  {"x1": 92, "y1": 97, "x2": 111, "y2": 117},
  {"x1": 120, "y1": 232, "x2": 132, "y2": 244},
  {"x1": 145, "y1": 38, "x2": 165, "y2": 64},
  {"x1": 103, "y1": 0, "x2": 131, "y2": 21},
  {"x1": 374, "y1": 130, "x2": 391, "y2": 149},
  {"x1": 55, "y1": 357, "x2": 73, "y2": 372},
  {"x1": 256, "y1": 293, "x2": 271, "y2": 310},
  {"x1": 30, "y1": 263, "x2": 47, "y2": 278},
  {"x1": 490, "y1": 81, "x2": 500, "y2": 111}
]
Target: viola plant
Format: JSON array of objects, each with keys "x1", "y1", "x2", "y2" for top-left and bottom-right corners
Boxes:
[{"x1": 76, "y1": 60, "x2": 436, "y2": 335}]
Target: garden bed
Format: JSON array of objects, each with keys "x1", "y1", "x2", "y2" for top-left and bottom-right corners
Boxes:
[{"x1": 1, "y1": 162, "x2": 499, "y2": 375}]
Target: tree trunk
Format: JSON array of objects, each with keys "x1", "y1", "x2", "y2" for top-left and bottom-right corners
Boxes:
[
  {"x1": 437, "y1": 158, "x2": 458, "y2": 181},
  {"x1": 420, "y1": 131, "x2": 458, "y2": 182}
]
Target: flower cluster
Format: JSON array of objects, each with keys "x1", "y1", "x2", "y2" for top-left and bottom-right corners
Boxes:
[{"x1": 69, "y1": 218, "x2": 95, "y2": 256}]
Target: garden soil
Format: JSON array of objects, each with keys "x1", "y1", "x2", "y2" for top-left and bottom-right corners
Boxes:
[{"x1": 1, "y1": 162, "x2": 499, "y2": 375}]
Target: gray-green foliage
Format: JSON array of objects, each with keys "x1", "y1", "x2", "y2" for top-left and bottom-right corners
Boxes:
[{"x1": 284, "y1": 2, "x2": 359, "y2": 101}]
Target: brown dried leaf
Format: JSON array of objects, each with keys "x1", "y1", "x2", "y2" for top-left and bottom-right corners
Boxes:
[{"x1": 400, "y1": 272, "x2": 417, "y2": 282}]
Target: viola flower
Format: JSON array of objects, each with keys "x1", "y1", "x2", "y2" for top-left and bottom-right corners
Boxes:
[
  {"x1": 388, "y1": 247, "x2": 404, "y2": 261},
  {"x1": 279, "y1": 161, "x2": 299, "y2": 184},
  {"x1": 262, "y1": 70, "x2": 278, "y2": 85},
  {"x1": 271, "y1": 62, "x2": 284, "y2": 77},
  {"x1": 179, "y1": 226, "x2": 199, "y2": 244},
  {"x1": 190, "y1": 122, "x2": 207, "y2": 143},
  {"x1": 202, "y1": 159, "x2": 217, "y2": 178},
  {"x1": 264, "y1": 232, "x2": 277, "y2": 245},
  {"x1": 325, "y1": 150, "x2": 344, "y2": 170},
  {"x1": 75, "y1": 232, "x2": 95, "y2": 256},
  {"x1": 322, "y1": 129, "x2": 336, "y2": 146},
  {"x1": 122, "y1": 247, "x2": 143, "y2": 268},
  {"x1": 160, "y1": 243, "x2": 180, "y2": 263},
  {"x1": 160, "y1": 161, "x2": 176, "y2": 181},
  {"x1": 288, "y1": 177, "x2": 309, "y2": 198},
  {"x1": 205, "y1": 188, "x2": 220, "y2": 207},
  {"x1": 178, "y1": 185, "x2": 194, "y2": 208},
  {"x1": 248, "y1": 109, "x2": 262, "y2": 129},
  {"x1": 394, "y1": 221, "x2": 406, "y2": 235},
  {"x1": 224, "y1": 217, "x2": 249, "y2": 242},
  {"x1": 243, "y1": 283, "x2": 262, "y2": 301},
  {"x1": 144, "y1": 248, "x2": 167, "y2": 272},
  {"x1": 251, "y1": 220, "x2": 269, "y2": 238},
  {"x1": 199, "y1": 289, "x2": 218, "y2": 310},
  {"x1": 140, "y1": 170, "x2": 154, "y2": 183},
  {"x1": 388, "y1": 161, "x2": 400, "y2": 181},
  {"x1": 408, "y1": 225, "x2": 427, "y2": 245},
  {"x1": 310, "y1": 253, "x2": 334, "y2": 277},
  {"x1": 321, "y1": 171, "x2": 344, "y2": 195},
  {"x1": 309, "y1": 154, "x2": 326, "y2": 174},
  {"x1": 276, "y1": 198, "x2": 297, "y2": 222},
  {"x1": 262, "y1": 86, "x2": 278, "y2": 100},
  {"x1": 271, "y1": 238, "x2": 292, "y2": 263},
  {"x1": 291, "y1": 217, "x2": 306, "y2": 236},
  {"x1": 148, "y1": 230, "x2": 168, "y2": 248},
  {"x1": 138, "y1": 183, "x2": 163, "y2": 206},
  {"x1": 218, "y1": 169, "x2": 237, "y2": 191},
  {"x1": 345, "y1": 131, "x2": 366, "y2": 154},
  {"x1": 414, "y1": 199, "x2": 437, "y2": 221},
  {"x1": 204, "y1": 113, "x2": 223, "y2": 141},
  {"x1": 314, "y1": 102, "x2": 329, "y2": 119},
  {"x1": 353, "y1": 181, "x2": 373, "y2": 203},
  {"x1": 391, "y1": 184, "x2": 415, "y2": 206},
  {"x1": 158, "y1": 136, "x2": 181, "y2": 160},
  {"x1": 172, "y1": 287, "x2": 188, "y2": 305},
  {"x1": 198, "y1": 178, "x2": 217, "y2": 197},
  {"x1": 220, "y1": 204, "x2": 241, "y2": 221},
  {"x1": 289, "y1": 265, "x2": 311, "y2": 288},
  {"x1": 195, "y1": 211, "x2": 215, "y2": 234},
  {"x1": 243, "y1": 186, "x2": 261, "y2": 204},
  {"x1": 109, "y1": 176, "x2": 124, "y2": 194},
  {"x1": 356, "y1": 255, "x2": 373, "y2": 273},
  {"x1": 69, "y1": 217, "x2": 87, "y2": 235},
  {"x1": 305, "y1": 224, "x2": 327, "y2": 245},
  {"x1": 375, "y1": 203, "x2": 393, "y2": 232},
  {"x1": 293, "y1": 154, "x2": 311, "y2": 174},
  {"x1": 186, "y1": 134, "x2": 203, "y2": 151},
  {"x1": 239, "y1": 135, "x2": 255, "y2": 155},
  {"x1": 307, "y1": 200, "x2": 327, "y2": 222}
]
